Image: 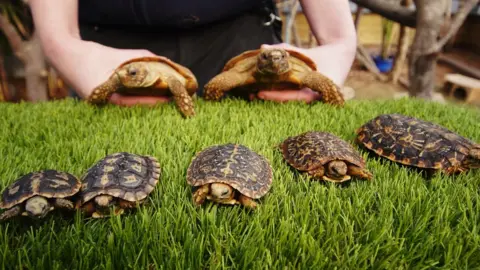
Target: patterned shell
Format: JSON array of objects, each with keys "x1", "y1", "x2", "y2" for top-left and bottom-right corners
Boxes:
[
  {"x1": 78, "y1": 152, "x2": 161, "y2": 204},
  {"x1": 356, "y1": 113, "x2": 475, "y2": 169},
  {"x1": 281, "y1": 131, "x2": 367, "y2": 171},
  {"x1": 0, "y1": 170, "x2": 81, "y2": 209},
  {"x1": 186, "y1": 143, "x2": 273, "y2": 199}
]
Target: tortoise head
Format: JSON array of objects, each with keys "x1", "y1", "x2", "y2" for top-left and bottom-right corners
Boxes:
[
  {"x1": 256, "y1": 48, "x2": 290, "y2": 75},
  {"x1": 464, "y1": 145, "x2": 480, "y2": 169},
  {"x1": 93, "y1": 195, "x2": 115, "y2": 213},
  {"x1": 116, "y1": 62, "x2": 156, "y2": 88},
  {"x1": 209, "y1": 183, "x2": 234, "y2": 201},
  {"x1": 24, "y1": 196, "x2": 53, "y2": 219},
  {"x1": 323, "y1": 160, "x2": 351, "y2": 182}
]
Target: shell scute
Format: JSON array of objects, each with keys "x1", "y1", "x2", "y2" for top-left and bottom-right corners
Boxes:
[
  {"x1": 79, "y1": 152, "x2": 161, "y2": 204},
  {"x1": 280, "y1": 131, "x2": 367, "y2": 172},
  {"x1": 0, "y1": 170, "x2": 80, "y2": 209},
  {"x1": 186, "y1": 144, "x2": 273, "y2": 199},
  {"x1": 356, "y1": 114, "x2": 475, "y2": 169}
]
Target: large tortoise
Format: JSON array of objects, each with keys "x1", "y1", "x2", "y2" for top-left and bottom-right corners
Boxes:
[
  {"x1": 0, "y1": 170, "x2": 81, "y2": 221},
  {"x1": 76, "y1": 152, "x2": 161, "y2": 218},
  {"x1": 203, "y1": 48, "x2": 345, "y2": 106},
  {"x1": 280, "y1": 131, "x2": 373, "y2": 183},
  {"x1": 355, "y1": 114, "x2": 480, "y2": 174},
  {"x1": 87, "y1": 56, "x2": 198, "y2": 117},
  {"x1": 186, "y1": 143, "x2": 273, "y2": 209}
]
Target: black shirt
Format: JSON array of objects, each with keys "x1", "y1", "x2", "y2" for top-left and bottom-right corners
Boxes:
[{"x1": 79, "y1": 0, "x2": 267, "y2": 29}]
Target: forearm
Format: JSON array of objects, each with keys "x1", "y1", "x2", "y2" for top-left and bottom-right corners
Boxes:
[
  {"x1": 29, "y1": 0, "x2": 81, "y2": 61},
  {"x1": 300, "y1": 0, "x2": 357, "y2": 86}
]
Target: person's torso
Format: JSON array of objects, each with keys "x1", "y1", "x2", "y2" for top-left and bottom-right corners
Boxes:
[{"x1": 78, "y1": 0, "x2": 269, "y2": 29}]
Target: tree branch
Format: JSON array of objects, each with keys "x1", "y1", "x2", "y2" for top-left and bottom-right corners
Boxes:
[
  {"x1": 0, "y1": 13, "x2": 25, "y2": 61},
  {"x1": 350, "y1": 0, "x2": 417, "y2": 27},
  {"x1": 427, "y1": 0, "x2": 479, "y2": 54}
]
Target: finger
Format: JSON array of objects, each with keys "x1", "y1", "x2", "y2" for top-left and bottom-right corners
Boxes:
[
  {"x1": 109, "y1": 93, "x2": 171, "y2": 106},
  {"x1": 257, "y1": 89, "x2": 320, "y2": 103}
]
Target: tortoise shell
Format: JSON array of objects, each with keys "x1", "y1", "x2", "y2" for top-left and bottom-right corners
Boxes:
[
  {"x1": 355, "y1": 113, "x2": 476, "y2": 170},
  {"x1": 222, "y1": 49, "x2": 317, "y2": 72},
  {"x1": 0, "y1": 170, "x2": 80, "y2": 209},
  {"x1": 281, "y1": 131, "x2": 367, "y2": 171},
  {"x1": 115, "y1": 56, "x2": 198, "y2": 96},
  {"x1": 77, "y1": 152, "x2": 161, "y2": 205},
  {"x1": 186, "y1": 143, "x2": 273, "y2": 199}
]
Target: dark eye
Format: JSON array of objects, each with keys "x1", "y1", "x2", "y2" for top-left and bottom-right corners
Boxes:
[
  {"x1": 128, "y1": 68, "x2": 137, "y2": 76},
  {"x1": 221, "y1": 190, "x2": 229, "y2": 196},
  {"x1": 262, "y1": 54, "x2": 268, "y2": 60}
]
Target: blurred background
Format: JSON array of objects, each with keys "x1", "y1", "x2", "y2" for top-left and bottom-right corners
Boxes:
[{"x1": 1, "y1": 0, "x2": 479, "y2": 106}]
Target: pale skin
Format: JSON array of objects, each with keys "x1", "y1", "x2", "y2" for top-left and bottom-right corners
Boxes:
[
  {"x1": 28, "y1": 0, "x2": 356, "y2": 105},
  {"x1": 193, "y1": 183, "x2": 258, "y2": 209}
]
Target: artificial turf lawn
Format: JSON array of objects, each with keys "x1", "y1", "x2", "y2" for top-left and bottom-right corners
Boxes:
[{"x1": 0, "y1": 97, "x2": 479, "y2": 269}]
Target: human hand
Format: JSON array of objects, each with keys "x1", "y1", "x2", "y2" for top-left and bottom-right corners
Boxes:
[{"x1": 55, "y1": 39, "x2": 172, "y2": 106}]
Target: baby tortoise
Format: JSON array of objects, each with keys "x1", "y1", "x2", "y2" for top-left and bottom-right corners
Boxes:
[
  {"x1": 76, "y1": 152, "x2": 161, "y2": 218},
  {"x1": 87, "y1": 56, "x2": 198, "y2": 117},
  {"x1": 280, "y1": 131, "x2": 373, "y2": 183},
  {"x1": 356, "y1": 114, "x2": 480, "y2": 174},
  {"x1": 203, "y1": 48, "x2": 345, "y2": 106},
  {"x1": 186, "y1": 143, "x2": 273, "y2": 209},
  {"x1": 0, "y1": 170, "x2": 81, "y2": 221}
]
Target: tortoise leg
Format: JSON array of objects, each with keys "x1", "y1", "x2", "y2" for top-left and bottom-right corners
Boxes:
[
  {"x1": 307, "y1": 166, "x2": 325, "y2": 180},
  {"x1": 297, "y1": 71, "x2": 345, "y2": 106},
  {"x1": 0, "y1": 206, "x2": 22, "y2": 221},
  {"x1": 238, "y1": 194, "x2": 257, "y2": 209},
  {"x1": 192, "y1": 185, "x2": 210, "y2": 206},
  {"x1": 78, "y1": 201, "x2": 96, "y2": 216},
  {"x1": 166, "y1": 76, "x2": 195, "y2": 117},
  {"x1": 204, "y1": 71, "x2": 255, "y2": 101},
  {"x1": 347, "y1": 165, "x2": 373, "y2": 180},
  {"x1": 87, "y1": 76, "x2": 122, "y2": 104},
  {"x1": 53, "y1": 198, "x2": 74, "y2": 210}
]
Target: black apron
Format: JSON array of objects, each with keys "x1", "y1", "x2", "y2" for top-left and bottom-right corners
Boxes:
[{"x1": 78, "y1": 0, "x2": 283, "y2": 96}]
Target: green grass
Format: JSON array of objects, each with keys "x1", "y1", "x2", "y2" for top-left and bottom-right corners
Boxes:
[{"x1": 0, "y1": 97, "x2": 479, "y2": 270}]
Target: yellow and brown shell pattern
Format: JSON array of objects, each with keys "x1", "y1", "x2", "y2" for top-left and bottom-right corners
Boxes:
[
  {"x1": 78, "y1": 152, "x2": 161, "y2": 205},
  {"x1": 355, "y1": 114, "x2": 474, "y2": 170},
  {"x1": 0, "y1": 170, "x2": 81, "y2": 210},
  {"x1": 186, "y1": 144, "x2": 273, "y2": 199},
  {"x1": 280, "y1": 131, "x2": 367, "y2": 172}
]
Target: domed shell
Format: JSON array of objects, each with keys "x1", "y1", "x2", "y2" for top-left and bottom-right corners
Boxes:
[
  {"x1": 355, "y1": 113, "x2": 475, "y2": 169},
  {"x1": 0, "y1": 170, "x2": 81, "y2": 209},
  {"x1": 78, "y1": 152, "x2": 161, "y2": 205},
  {"x1": 281, "y1": 131, "x2": 367, "y2": 171},
  {"x1": 186, "y1": 143, "x2": 273, "y2": 199}
]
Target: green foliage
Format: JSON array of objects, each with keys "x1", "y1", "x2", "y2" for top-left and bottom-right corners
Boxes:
[{"x1": 0, "y1": 98, "x2": 479, "y2": 269}]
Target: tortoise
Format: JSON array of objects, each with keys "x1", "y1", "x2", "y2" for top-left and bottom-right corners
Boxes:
[
  {"x1": 355, "y1": 113, "x2": 480, "y2": 175},
  {"x1": 186, "y1": 143, "x2": 273, "y2": 209},
  {"x1": 86, "y1": 56, "x2": 198, "y2": 117},
  {"x1": 280, "y1": 131, "x2": 373, "y2": 183},
  {"x1": 75, "y1": 152, "x2": 161, "y2": 218},
  {"x1": 203, "y1": 47, "x2": 345, "y2": 106},
  {"x1": 0, "y1": 170, "x2": 81, "y2": 221}
]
